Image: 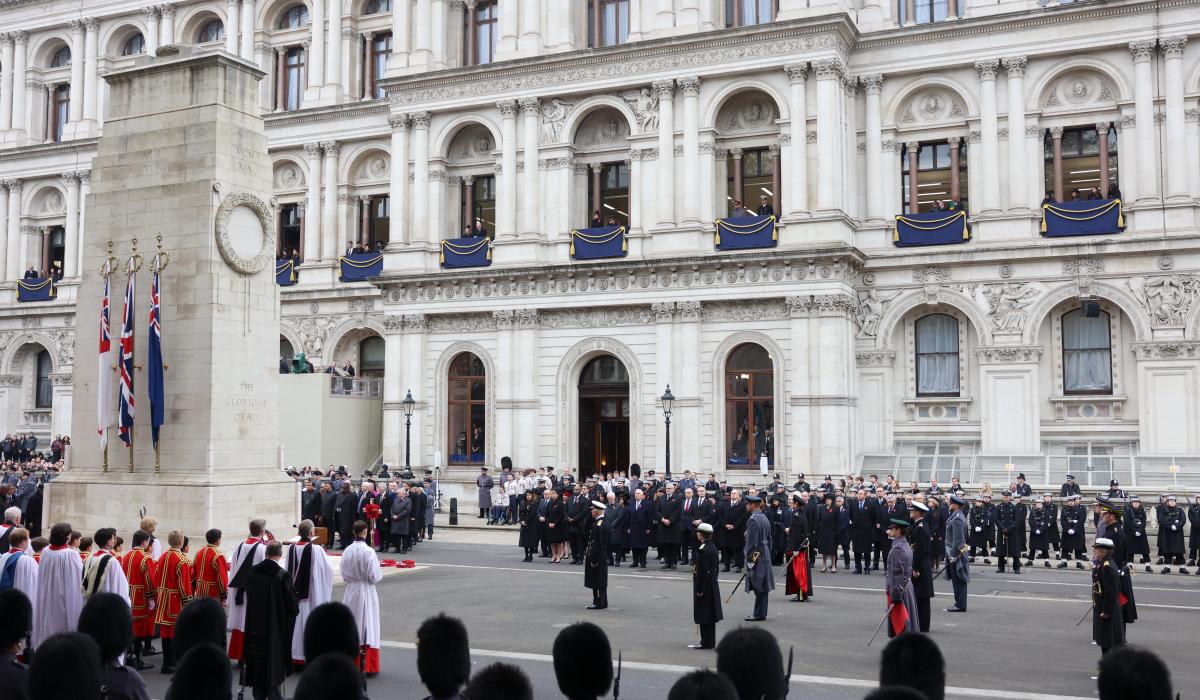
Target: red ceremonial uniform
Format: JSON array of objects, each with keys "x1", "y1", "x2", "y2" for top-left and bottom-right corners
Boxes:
[
  {"x1": 192, "y1": 544, "x2": 229, "y2": 601},
  {"x1": 121, "y1": 548, "x2": 157, "y2": 637},
  {"x1": 152, "y1": 548, "x2": 193, "y2": 639}
]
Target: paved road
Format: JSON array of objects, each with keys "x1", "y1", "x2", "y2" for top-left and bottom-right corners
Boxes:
[{"x1": 141, "y1": 532, "x2": 1200, "y2": 699}]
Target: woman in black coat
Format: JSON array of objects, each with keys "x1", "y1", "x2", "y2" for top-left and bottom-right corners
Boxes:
[
  {"x1": 608, "y1": 495, "x2": 629, "y2": 565},
  {"x1": 835, "y1": 496, "x2": 852, "y2": 570},
  {"x1": 545, "y1": 492, "x2": 568, "y2": 562},
  {"x1": 518, "y1": 491, "x2": 540, "y2": 561},
  {"x1": 816, "y1": 494, "x2": 839, "y2": 572}
]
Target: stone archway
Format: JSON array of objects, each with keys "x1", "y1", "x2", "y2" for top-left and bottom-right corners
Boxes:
[{"x1": 555, "y1": 337, "x2": 644, "y2": 471}]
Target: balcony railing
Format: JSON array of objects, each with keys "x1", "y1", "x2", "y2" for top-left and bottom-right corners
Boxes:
[{"x1": 329, "y1": 376, "x2": 382, "y2": 398}]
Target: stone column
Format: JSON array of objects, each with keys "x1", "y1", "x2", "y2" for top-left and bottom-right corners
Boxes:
[
  {"x1": 411, "y1": 111, "x2": 431, "y2": 243},
  {"x1": 78, "y1": 170, "x2": 90, "y2": 277},
  {"x1": 413, "y1": 0, "x2": 432, "y2": 66},
  {"x1": 143, "y1": 7, "x2": 159, "y2": 55},
  {"x1": 224, "y1": 0, "x2": 239, "y2": 56},
  {"x1": 730, "y1": 148, "x2": 743, "y2": 206},
  {"x1": 948, "y1": 135, "x2": 961, "y2": 201},
  {"x1": 388, "y1": 113, "x2": 409, "y2": 245},
  {"x1": 62, "y1": 172, "x2": 80, "y2": 278},
  {"x1": 861, "y1": 73, "x2": 883, "y2": 221},
  {"x1": 322, "y1": 142, "x2": 340, "y2": 260},
  {"x1": 344, "y1": 29, "x2": 358, "y2": 98},
  {"x1": 679, "y1": 76, "x2": 701, "y2": 224},
  {"x1": 520, "y1": 97, "x2": 540, "y2": 236},
  {"x1": 160, "y1": 4, "x2": 176, "y2": 45},
  {"x1": 784, "y1": 63, "x2": 808, "y2": 217},
  {"x1": 627, "y1": 0, "x2": 643, "y2": 40},
  {"x1": 428, "y1": 168, "x2": 446, "y2": 240},
  {"x1": 519, "y1": 0, "x2": 542, "y2": 53},
  {"x1": 67, "y1": 20, "x2": 85, "y2": 125},
  {"x1": 655, "y1": 0, "x2": 675, "y2": 30},
  {"x1": 906, "y1": 142, "x2": 919, "y2": 213},
  {"x1": 82, "y1": 19, "x2": 99, "y2": 125},
  {"x1": 843, "y1": 76, "x2": 858, "y2": 219},
  {"x1": 629, "y1": 150, "x2": 644, "y2": 229},
  {"x1": 326, "y1": 0, "x2": 343, "y2": 90},
  {"x1": 1161, "y1": 36, "x2": 1188, "y2": 200},
  {"x1": 0, "y1": 183, "x2": 7, "y2": 278},
  {"x1": 498, "y1": 0, "x2": 518, "y2": 55},
  {"x1": 1002, "y1": 56, "x2": 1027, "y2": 210},
  {"x1": 652, "y1": 302, "x2": 674, "y2": 471},
  {"x1": 392, "y1": 0, "x2": 411, "y2": 69},
  {"x1": 654, "y1": 79, "x2": 675, "y2": 226},
  {"x1": 814, "y1": 58, "x2": 845, "y2": 212},
  {"x1": 1185, "y1": 110, "x2": 1200, "y2": 200},
  {"x1": 678, "y1": 301, "x2": 701, "y2": 471},
  {"x1": 516, "y1": 310, "x2": 539, "y2": 466},
  {"x1": 302, "y1": 143, "x2": 322, "y2": 262},
  {"x1": 1130, "y1": 40, "x2": 1157, "y2": 202},
  {"x1": 1050, "y1": 126, "x2": 1063, "y2": 201},
  {"x1": 239, "y1": 0, "x2": 255, "y2": 58},
  {"x1": 381, "y1": 326, "x2": 404, "y2": 465},
  {"x1": 497, "y1": 100, "x2": 518, "y2": 238},
  {"x1": 975, "y1": 59, "x2": 1000, "y2": 213},
  {"x1": 1, "y1": 34, "x2": 14, "y2": 132},
  {"x1": 9, "y1": 32, "x2": 26, "y2": 137},
  {"x1": 5, "y1": 181, "x2": 20, "y2": 281},
  {"x1": 699, "y1": 144, "x2": 715, "y2": 225},
  {"x1": 1096, "y1": 122, "x2": 1111, "y2": 198},
  {"x1": 308, "y1": 0, "x2": 325, "y2": 90}
]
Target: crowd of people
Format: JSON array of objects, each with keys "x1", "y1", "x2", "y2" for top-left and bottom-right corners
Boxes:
[{"x1": 0, "y1": 505, "x2": 385, "y2": 700}]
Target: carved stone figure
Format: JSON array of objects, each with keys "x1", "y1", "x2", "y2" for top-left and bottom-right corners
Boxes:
[
  {"x1": 854, "y1": 289, "x2": 897, "y2": 337},
  {"x1": 540, "y1": 98, "x2": 571, "y2": 142},
  {"x1": 1129, "y1": 275, "x2": 1200, "y2": 327},
  {"x1": 618, "y1": 87, "x2": 659, "y2": 133},
  {"x1": 297, "y1": 316, "x2": 335, "y2": 358},
  {"x1": 981, "y1": 283, "x2": 1039, "y2": 332}
]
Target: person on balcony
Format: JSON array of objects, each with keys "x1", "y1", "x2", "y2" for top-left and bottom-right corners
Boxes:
[
  {"x1": 590, "y1": 210, "x2": 604, "y2": 228},
  {"x1": 1069, "y1": 189, "x2": 1082, "y2": 202},
  {"x1": 1041, "y1": 193, "x2": 1057, "y2": 207},
  {"x1": 933, "y1": 200, "x2": 948, "y2": 212},
  {"x1": 756, "y1": 195, "x2": 775, "y2": 218},
  {"x1": 606, "y1": 216, "x2": 620, "y2": 227},
  {"x1": 22, "y1": 266, "x2": 37, "y2": 280},
  {"x1": 472, "y1": 218, "x2": 490, "y2": 239},
  {"x1": 730, "y1": 200, "x2": 747, "y2": 218},
  {"x1": 1087, "y1": 187, "x2": 1104, "y2": 200}
]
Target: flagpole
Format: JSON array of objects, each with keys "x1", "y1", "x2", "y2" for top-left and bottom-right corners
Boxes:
[
  {"x1": 99, "y1": 241, "x2": 118, "y2": 473},
  {"x1": 126, "y1": 239, "x2": 143, "y2": 473},
  {"x1": 150, "y1": 234, "x2": 169, "y2": 475}
]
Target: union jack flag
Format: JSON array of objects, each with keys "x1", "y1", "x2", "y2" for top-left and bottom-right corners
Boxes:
[
  {"x1": 97, "y1": 277, "x2": 113, "y2": 449},
  {"x1": 118, "y1": 269, "x2": 135, "y2": 446}
]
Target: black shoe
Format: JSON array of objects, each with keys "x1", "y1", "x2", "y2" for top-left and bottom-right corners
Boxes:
[
  {"x1": 1188, "y1": 559, "x2": 1197, "y2": 567},
  {"x1": 142, "y1": 646, "x2": 160, "y2": 657},
  {"x1": 1076, "y1": 562, "x2": 1085, "y2": 570},
  {"x1": 1161, "y1": 567, "x2": 1171, "y2": 574},
  {"x1": 734, "y1": 567, "x2": 743, "y2": 573},
  {"x1": 688, "y1": 644, "x2": 714, "y2": 650},
  {"x1": 640, "y1": 563, "x2": 647, "y2": 568},
  {"x1": 722, "y1": 565, "x2": 731, "y2": 572},
  {"x1": 1056, "y1": 554, "x2": 1062, "y2": 560},
  {"x1": 983, "y1": 558, "x2": 991, "y2": 565},
  {"x1": 791, "y1": 595, "x2": 802, "y2": 602},
  {"x1": 586, "y1": 604, "x2": 604, "y2": 610},
  {"x1": 132, "y1": 658, "x2": 154, "y2": 671},
  {"x1": 945, "y1": 607, "x2": 965, "y2": 613},
  {"x1": 1156, "y1": 557, "x2": 1164, "y2": 565},
  {"x1": 1180, "y1": 568, "x2": 1190, "y2": 575},
  {"x1": 161, "y1": 664, "x2": 176, "y2": 675},
  {"x1": 743, "y1": 616, "x2": 765, "y2": 622},
  {"x1": 853, "y1": 569, "x2": 862, "y2": 575},
  {"x1": 1024, "y1": 560, "x2": 1034, "y2": 567},
  {"x1": 996, "y1": 569, "x2": 1004, "y2": 574},
  {"x1": 969, "y1": 557, "x2": 976, "y2": 563},
  {"x1": 1044, "y1": 561, "x2": 1051, "y2": 568},
  {"x1": 1145, "y1": 565, "x2": 1153, "y2": 573}
]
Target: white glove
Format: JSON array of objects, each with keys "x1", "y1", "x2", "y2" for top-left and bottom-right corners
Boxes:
[
  {"x1": 974, "y1": 526, "x2": 981, "y2": 532},
  {"x1": 1035, "y1": 530, "x2": 1041, "y2": 534},
  {"x1": 1171, "y1": 525, "x2": 1177, "y2": 531},
  {"x1": 1068, "y1": 529, "x2": 1075, "y2": 535},
  {"x1": 1136, "y1": 532, "x2": 1142, "y2": 537}
]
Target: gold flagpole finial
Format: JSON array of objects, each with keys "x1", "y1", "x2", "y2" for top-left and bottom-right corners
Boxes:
[{"x1": 151, "y1": 233, "x2": 170, "y2": 273}]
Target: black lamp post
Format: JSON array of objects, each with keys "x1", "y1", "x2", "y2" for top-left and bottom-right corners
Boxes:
[
  {"x1": 661, "y1": 385, "x2": 675, "y2": 482},
  {"x1": 402, "y1": 390, "x2": 415, "y2": 471}
]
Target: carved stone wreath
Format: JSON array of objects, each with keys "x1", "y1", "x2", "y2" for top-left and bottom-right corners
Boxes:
[{"x1": 214, "y1": 192, "x2": 275, "y2": 275}]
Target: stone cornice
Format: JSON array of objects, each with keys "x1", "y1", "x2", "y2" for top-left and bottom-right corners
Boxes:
[
  {"x1": 1130, "y1": 341, "x2": 1200, "y2": 360},
  {"x1": 263, "y1": 101, "x2": 389, "y2": 130},
  {"x1": 376, "y1": 248, "x2": 864, "y2": 303},
  {"x1": 382, "y1": 18, "x2": 853, "y2": 107},
  {"x1": 0, "y1": 137, "x2": 100, "y2": 162}
]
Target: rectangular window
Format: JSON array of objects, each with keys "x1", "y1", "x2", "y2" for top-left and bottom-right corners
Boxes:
[
  {"x1": 588, "y1": 0, "x2": 630, "y2": 47},
  {"x1": 369, "y1": 195, "x2": 390, "y2": 247},
  {"x1": 901, "y1": 140, "x2": 968, "y2": 213},
  {"x1": 279, "y1": 203, "x2": 302, "y2": 258},
  {"x1": 284, "y1": 47, "x2": 305, "y2": 112},
  {"x1": 371, "y1": 33, "x2": 392, "y2": 99},
  {"x1": 52, "y1": 85, "x2": 70, "y2": 143},
  {"x1": 465, "y1": 1, "x2": 498, "y2": 66},
  {"x1": 725, "y1": 0, "x2": 777, "y2": 27}
]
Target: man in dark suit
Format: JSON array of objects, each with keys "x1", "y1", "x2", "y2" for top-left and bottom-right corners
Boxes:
[
  {"x1": 627, "y1": 488, "x2": 653, "y2": 568},
  {"x1": 318, "y1": 483, "x2": 337, "y2": 547},
  {"x1": 378, "y1": 483, "x2": 396, "y2": 552},
  {"x1": 299, "y1": 480, "x2": 320, "y2": 524},
  {"x1": 244, "y1": 542, "x2": 299, "y2": 700},
  {"x1": 657, "y1": 483, "x2": 683, "y2": 570},
  {"x1": 566, "y1": 489, "x2": 589, "y2": 564},
  {"x1": 756, "y1": 195, "x2": 775, "y2": 217}
]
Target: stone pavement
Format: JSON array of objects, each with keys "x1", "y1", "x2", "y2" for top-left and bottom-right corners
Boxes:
[{"x1": 139, "y1": 533, "x2": 1200, "y2": 700}]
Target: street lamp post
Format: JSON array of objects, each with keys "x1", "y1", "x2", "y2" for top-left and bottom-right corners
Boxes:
[
  {"x1": 402, "y1": 390, "x2": 415, "y2": 471},
  {"x1": 661, "y1": 385, "x2": 675, "y2": 482}
]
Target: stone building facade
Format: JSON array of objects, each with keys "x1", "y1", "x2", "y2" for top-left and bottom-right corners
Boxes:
[{"x1": 2, "y1": 0, "x2": 1199, "y2": 487}]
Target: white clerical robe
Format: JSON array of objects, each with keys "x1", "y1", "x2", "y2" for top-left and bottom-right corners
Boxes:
[
  {"x1": 82, "y1": 550, "x2": 130, "y2": 605},
  {"x1": 289, "y1": 541, "x2": 333, "y2": 662},
  {"x1": 226, "y1": 537, "x2": 267, "y2": 660},
  {"x1": 33, "y1": 546, "x2": 83, "y2": 648},
  {"x1": 340, "y1": 540, "x2": 382, "y2": 671},
  {"x1": 0, "y1": 549, "x2": 39, "y2": 603}
]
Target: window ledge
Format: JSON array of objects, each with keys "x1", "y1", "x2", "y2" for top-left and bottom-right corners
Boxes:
[
  {"x1": 1050, "y1": 395, "x2": 1126, "y2": 421},
  {"x1": 902, "y1": 396, "x2": 972, "y2": 422}
]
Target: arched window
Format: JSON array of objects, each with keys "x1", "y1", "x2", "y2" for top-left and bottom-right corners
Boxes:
[
  {"x1": 365, "y1": 0, "x2": 393, "y2": 13},
  {"x1": 50, "y1": 46, "x2": 71, "y2": 68},
  {"x1": 35, "y1": 350, "x2": 53, "y2": 409},
  {"x1": 725, "y1": 343, "x2": 773, "y2": 468},
  {"x1": 358, "y1": 336, "x2": 384, "y2": 377},
  {"x1": 1062, "y1": 308, "x2": 1112, "y2": 394},
  {"x1": 122, "y1": 33, "x2": 146, "y2": 56},
  {"x1": 448, "y1": 352, "x2": 486, "y2": 465},
  {"x1": 279, "y1": 4, "x2": 311, "y2": 29},
  {"x1": 198, "y1": 19, "x2": 225, "y2": 43},
  {"x1": 915, "y1": 314, "x2": 959, "y2": 396}
]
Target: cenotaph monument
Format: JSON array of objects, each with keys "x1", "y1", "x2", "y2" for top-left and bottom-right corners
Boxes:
[{"x1": 48, "y1": 47, "x2": 295, "y2": 539}]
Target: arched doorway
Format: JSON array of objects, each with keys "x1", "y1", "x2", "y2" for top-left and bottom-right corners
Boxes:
[{"x1": 578, "y1": 355, "x2": 629, "y2": 477}]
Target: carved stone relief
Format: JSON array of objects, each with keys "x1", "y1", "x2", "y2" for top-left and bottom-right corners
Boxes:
[
  {"x1": 450, "y1": 125, "x2": 494, "y2": 161},
  {"x1": 902, "y1": 90, "x2": 965, "y2": 124},
  {"x1": 617, "y1": 87, "x2": 659, "y2": 133},
  {"x1": 274, "y1": 163, "x2": 304, "y2": 189},
  {"x1": 978, "y1": 282, "x2": 1041, "y2": 332},
  {"x1": 716, "y1": 93, "x2": 780, "y2": 134},
  {"x1": 574, "y1": 108, "x2": 631, "y2": 147},
  {"x1": 1128, "y1": 274, "x2": 1200, "y2": 327},
  {"x1": 1043, "y1": 70, "x2": 1118, "y2": 110}
]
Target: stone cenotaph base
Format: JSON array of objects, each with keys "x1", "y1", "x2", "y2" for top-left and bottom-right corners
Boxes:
[{"x1": 49, "y1": 47, "x2": 296, "y2": 541}]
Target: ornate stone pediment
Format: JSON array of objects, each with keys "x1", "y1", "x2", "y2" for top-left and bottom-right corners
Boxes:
[
  {"x1": 901, "y1": 89, "x2": 965, "y2": 124},
  {"x1": 716, "y1": 94, "x2": 780, "y2": 135},
  {"x1": 975, "y1": 345, "x2": 1042, "y2": 364},
  {"x1": 856, "y1": 350, "x2": 896, "y2": 368},
  {"x1": 450, "y1": 125, "x2": 494, "y2": 161},
  {"x1": 1042, "y1": 70, "x2": 1117, "y2": 110},
  {"x1": 1130, "y1": 341, "x2": 1200, "y2": 361},
  {"x1": 273, "y1": 162, "x2": 304, "y2": 190}
]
